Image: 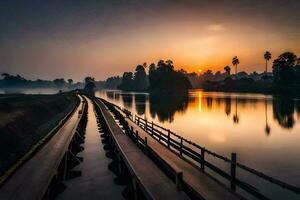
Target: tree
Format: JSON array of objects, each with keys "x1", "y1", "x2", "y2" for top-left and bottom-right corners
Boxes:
[
  {"x1": 232, "y1": 56, "x2": 240, "y2": 80},
  {"x1": 84, "y1": 76, "x2": 95, "y2": 84},
  {"x1": 133, "y1": 64, "x2": 149, "y2": 91},
  {"x1": 119, "y1": 72, "x2": 134, "y2": 91},
  {"x1": 67, "y1": 79, "x2": 73, "y2": 85},
  {"x1": 142, "y1": 62, "x2": 147, "y2": 69},
  {"x1": 264, "y1": 51, "x2": 272, "y2": 74},
  {"x1": 83, "y1": 76, "x2": 96, "y2": 95},
  {"x1": 149, "y1": 60, "x2": 191, "y2": 94},
  {"x1": 149, "y1": 63, "x2": 156, "y2": 74},
  {"x1": 224, "y1": 66, "x2": 231, "y2": 76},
  {"x1": 53, "y1": 78, "x2": 66, "y2": 88},
  {"x1": 272, "y1": 52, "x2": 297, "y2": 86}
]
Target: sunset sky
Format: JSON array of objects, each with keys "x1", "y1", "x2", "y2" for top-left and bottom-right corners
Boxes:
[{"x1": 0, "y1": 0, "x2": 299, "y2": 81}]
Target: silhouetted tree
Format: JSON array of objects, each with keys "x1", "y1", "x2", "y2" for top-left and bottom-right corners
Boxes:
[
  {"x1": 133, "y1": 65, "x2": 149, "y2": 91},
  {"x1": 149, "y1": 59, "x2": 191, "y2": 94},
  {"x1": 53, "y1": 78, "x2": 66, "y2": 88},
  {"x1": 105, "y1": 76, "x2": 122, "y2": 89},
  {"x1": 119, "y1": 72, "x2": 134, "y2": 91},
  {"x1": 272, "y1": 52, "x2": 297, "y2": 86},
  {"x1": 83, "y1": 76, "x2": 96, "y2": 95},
  {"x1": 232, "y1": 56, "x2": 240, "y2": 80},
  {"x1": 84, "y1": 76, "x2": 95, "y2": 84},
  {"x1": 67, "y1": 79, "x2": 73, "y2": 85},
  {"x1": 224, "y1": 66, "x2": 231, "y2": 76},
  {"x1": 264, "y1": 51, "x2": 272, "y2": 74}
]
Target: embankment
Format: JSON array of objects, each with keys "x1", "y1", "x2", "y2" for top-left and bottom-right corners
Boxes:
[{"x1": 0, "y1": 93, "x2": 78, "y2": 177}]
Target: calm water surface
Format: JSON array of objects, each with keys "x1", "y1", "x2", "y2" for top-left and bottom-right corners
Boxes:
[{"x1": 96, "y1": 90, "x2": 300, "y2": 199}]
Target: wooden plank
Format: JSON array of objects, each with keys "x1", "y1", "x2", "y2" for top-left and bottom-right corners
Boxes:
[
  {"x1": 126, "y1": 119, "x2": 243, "y2": 200},
  {"x1": 95, "y1": 99, "x2": 188, "y2": 200},
  {"x1": 0, "y1": 96, "x2": 83, "y2": 200}
]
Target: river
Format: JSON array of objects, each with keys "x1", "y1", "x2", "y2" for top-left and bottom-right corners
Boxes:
[{"x1": 96, "y1": 89, "x2": 300, "y2": 200}]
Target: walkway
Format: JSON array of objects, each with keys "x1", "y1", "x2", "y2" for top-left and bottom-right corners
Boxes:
[
  {"x1": 57, "y1": 97, "x2": 124, "y2": 200},
  {"x1": 0, "y1": 96, "x2": 82, "y2": 200},
  {"x1": 125, "y1": 116, "x2": 242, "y2": 200}
]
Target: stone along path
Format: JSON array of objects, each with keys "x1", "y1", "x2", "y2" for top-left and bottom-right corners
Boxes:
[{"x1": 57, "y1": 98, "x2": 124, "y2": 200}]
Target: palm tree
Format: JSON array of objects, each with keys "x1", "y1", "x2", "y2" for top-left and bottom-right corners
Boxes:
[
  {"x1": 232, "y1": 56, "x2": 239, "y2": 80},
  {"x1": 264, "y1": 51, "x2": 272, "y2": 75}
]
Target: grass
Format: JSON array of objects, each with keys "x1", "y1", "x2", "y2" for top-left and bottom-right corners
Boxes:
[{"x1": 0, "y1": 92, "x2": 78, "y2": 177}]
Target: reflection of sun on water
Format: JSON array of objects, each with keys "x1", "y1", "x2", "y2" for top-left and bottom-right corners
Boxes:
[
  {"x1": 198, "y1": 91, "x2": 202, "y2": 112},
  {"x1": 209, "y1": 134, "x2": 226, "y2": 143}
]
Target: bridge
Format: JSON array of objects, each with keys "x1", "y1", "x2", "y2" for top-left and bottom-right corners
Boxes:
[{"x1": 0, "y1": 94, "x2": 299, "y2": 200}]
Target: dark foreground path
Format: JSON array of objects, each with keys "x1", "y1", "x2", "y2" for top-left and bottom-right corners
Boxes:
[
  {"x1": 57, "y1": 97, "x2": 124, "y2": 200},
  {"x1": 0, "y1": 96, "x2": 82, "y2": 200}
]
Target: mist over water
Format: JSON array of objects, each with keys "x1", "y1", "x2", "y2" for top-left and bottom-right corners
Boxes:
[{"x1": 96, "y1": 90, "x2": 300, "y2": 200}]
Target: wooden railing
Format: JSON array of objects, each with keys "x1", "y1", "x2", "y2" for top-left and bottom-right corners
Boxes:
[{"x1": 100, "y1": 98, "x2": 300, "y2": 200}]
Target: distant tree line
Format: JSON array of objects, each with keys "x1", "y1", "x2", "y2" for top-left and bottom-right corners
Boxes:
[
  {"x1": 189, "y1": 51, "x2": 300, "y2": 94},
  {"x1": 0, "y1": 73, "x2": 81, "y2": 89}
]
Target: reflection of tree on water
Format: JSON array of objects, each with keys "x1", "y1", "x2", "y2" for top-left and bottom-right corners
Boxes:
[
  {"x1": 106, "y1": 91, "x2": 115, "y2": 100},
  {"x1": 206, "y1": 97, "x2": 213, "y2": 110},
  {"x1": 121, "y1": 93, "x2": 133, "y2": 109},
  {"x1": 149, "y1": 93, "x2": 188, "y2": 123},
  {"x1": 225, "y1": 97, "x2": 231, "y2": 116},
  {"x1": 233, "y1": 97, "x2": 239, "y2": 124},
  {"x1": 265, "y1": 99, "x2": 271, "y2": 135},
  {"x1": 273, "y1": 97, "x2": 295, "y2": 129},
  {"x1": 115, "y1": 93, "x2": 120, "y2": 100},
  {"x1": 135, "y1": 94, "x2": 146, "y2": 115}
]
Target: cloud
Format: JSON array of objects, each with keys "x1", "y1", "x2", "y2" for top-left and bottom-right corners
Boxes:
[{"x1": 207, "y1": 24, "x2": 225, "y2": 31}]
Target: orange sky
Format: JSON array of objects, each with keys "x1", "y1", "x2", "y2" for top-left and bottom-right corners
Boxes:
[{"x1": 1, "y1": 1, "x2": 299, "y2": 81}]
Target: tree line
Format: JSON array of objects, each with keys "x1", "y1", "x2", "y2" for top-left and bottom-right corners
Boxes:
[{"x1": 118, "y1": 60, "x2": 191, "y2": 94}]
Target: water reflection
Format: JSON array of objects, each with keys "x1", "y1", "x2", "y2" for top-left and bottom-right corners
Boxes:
[
  {"x1": 225, "y1": 97, "x2": 231, "y2": 116},
  {"x1": 97, "y1": 90, "x2": 300, "y2": 196},
  {"x1": 135, "y1": 94, "x2": 146, "y2": 115},
  {"x1": 272, "y1": 97, "x2": 295, "y2": 129},
  {"x1": 265, "y1": 99, "x2": 271, "y2": 135},
  {"x1": 149, "y1": 94, "x2": 188, "y2": 123},
  {"x1": 103, "y1": 90, "x2": 300, "y2": 131},
  {"x1": 233, "y1": 97, "x2": 239, "y2": 124},
  {"x1": 121, "y1": 93, "x2": 133, "y2": 109}
]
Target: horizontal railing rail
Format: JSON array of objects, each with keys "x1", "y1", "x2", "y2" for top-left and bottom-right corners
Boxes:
[{"x1": 99, "y1": 98, "x2": 300, "y2": 200}]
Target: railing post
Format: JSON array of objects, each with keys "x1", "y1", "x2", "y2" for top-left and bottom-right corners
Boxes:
[
  {"x1": 145, "y1": 137, "x2": 148, "y2": 155},
  {"x1": 137, "y1": 117, "x2": 140, "y2": 126},
  {"x1": 151, "y1": 121, "x2": 154, "y2": 136},
  {"x1": 145, "y1": 118, "x2": 147, "y2": 131},
  {"x1": 180, "y1": 138, "x2": 183, "y2": 156},
  {"x1": 231, "y1": 153, "x2": 237, "y2": 191},
  {"x1": 130, "y1": 126, "x2": 133, "y2": 136},
  {"x1": 201, "y1": 147, "x2": 205, "y2": 171},
  {"x1": 135, "y1": 131, "x2": 139, "y2": 146},
  {"x1": 167, "y1": 130, "x2": 170, "y2": 148}
]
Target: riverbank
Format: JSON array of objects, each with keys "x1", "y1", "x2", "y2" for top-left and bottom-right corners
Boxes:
[
  {"x1": 0, "y1": 93, "x2": 78, "y2": 177},
  {"x1": 200, "y1": 79, "x2": 300, "y2": 96}
]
